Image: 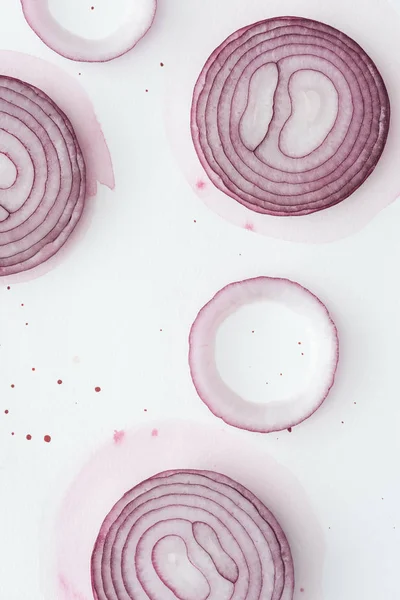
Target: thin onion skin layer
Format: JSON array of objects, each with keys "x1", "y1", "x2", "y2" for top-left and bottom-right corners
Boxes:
[
  {"x1": 20, "y1": 0, "x2": 157, "y2": 63},
  {"x1": 91, "y1": 469, "x2": 294, "y2": 600},
  {"x1": 0, "y1": 76, "x2": 85, "y2": 275},
  {"x1": 189, "y1": 277, "x2": 339, "y2": 433},
  {"x1": 191, "y1": 16, "x2": 390, "y2": 216}
]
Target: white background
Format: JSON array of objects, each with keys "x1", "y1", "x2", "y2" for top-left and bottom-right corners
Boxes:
[{"x1": 0, "y1": 1, "x2": 399, "y2": 599}]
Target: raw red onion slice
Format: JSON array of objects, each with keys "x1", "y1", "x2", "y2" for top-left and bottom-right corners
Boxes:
[
  {"x1": 91, "y1": 469, "x2": 294, "y2": 600},
  {"x1": 189, "y1": 277, "x2": 338, "y2": 433},
  {"x1": 0, "y1": 76, "x2": 85, "y2": 275},
  {"x1": 20, "y1": 0, "x2": 157, "y2": 62},
  {"x1": 191, "y1": 16, "x2": 390, "y2": 216}
]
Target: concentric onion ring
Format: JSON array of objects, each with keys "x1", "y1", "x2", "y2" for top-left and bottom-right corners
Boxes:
[
  {"x1": 0, "y1": 76, "x2": 85, "y2": 276},
  {"x1": 20, "y1": 0, "x2": 157, "y2": 62},
  {"x1": 91, "y1": 469, "x2": 294, "y2": 600},
  {"x1": 191, "y1": 16, "x2": 390, "y2": 216},
  {"x1": 189, "y1": 277, "x2": 339, "y2": 433}
]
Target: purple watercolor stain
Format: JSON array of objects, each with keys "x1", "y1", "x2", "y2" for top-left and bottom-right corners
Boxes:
[{"x1": 113, "y1": 430, "x2": 125, "y2": 444}]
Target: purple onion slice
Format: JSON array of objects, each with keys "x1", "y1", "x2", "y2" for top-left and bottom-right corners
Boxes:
[
  {"x1": 0, "y1": 76, "x2": 85, "y2": 275},
  {"x1": 20, "y1": 0, "x2": 157, "y2": 62},
  {"x1": 189, "y1": 277, "x2": 339, "y2": 433},
  {"x1": 91, "y1": 469, "x2": 294, "y2": 600},
  {"x1": 191, "y1": 16, "x2": 390, "y2": 216}
]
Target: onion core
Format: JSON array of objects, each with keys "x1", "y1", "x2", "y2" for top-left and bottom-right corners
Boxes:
[
  {"x1": 191, "y1": 16, "x2": 390, "y2": 216},
  {"x1": 91, "y1": 469, "x2": 294, "y2": 600},
  {"x1": 0, "y1": 76, "x2": 85, "y2": 275}
]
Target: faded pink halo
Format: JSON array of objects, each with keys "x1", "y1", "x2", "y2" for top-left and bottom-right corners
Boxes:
[
  {"x1": 164, "y1": 0, "x2": 400, "y2": 242},
  {"x1": 43, "y1": 421, "x2": 324, "y2": 600},
  {"x1": 0, "y1": 51, "x2": 114, "y2": 281},
  {"x1": 20, "y1": 0, "x2": 157, "y2": 62},
  {"x1": 189, "y1": 277, "x2": 339, "y2": 433}
]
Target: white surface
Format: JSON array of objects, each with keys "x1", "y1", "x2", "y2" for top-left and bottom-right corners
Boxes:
[{"x1": 0, "y1": 1, "x2": 399, "y2": 599}]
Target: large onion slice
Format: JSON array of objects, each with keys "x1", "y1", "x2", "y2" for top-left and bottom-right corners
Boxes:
[
  {"x1": 191, "y1": 16, "x2": 390, "y2": 216},
  {"x1": 0, "y1": 76, "x2": 85, "y2": 275},
  {"x1": 20, "y1": 0, "x2": 157, "y2": 62},
  {"x1": 91, "y1": 469, "x2": 294, "y2": 600},
  {"x1": 189, "y1": 277, "x2": 338, "y2": 433}
]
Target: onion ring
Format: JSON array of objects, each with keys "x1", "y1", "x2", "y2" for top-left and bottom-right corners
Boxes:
[
  {"x1": 91, "y1": 469, "x2": 294, "y2": 600},
  {"x1": 189, "y1": 277, "x2": 339, "y2": 432},
  {"x1": 191, "y1": 16, "x2": 390, "y2": 216},
  {"x1": 20, "y1": 0, "x2": 157, "y2": 62},
  {"x1": 0, "y1": 76, "x2": 85, "y2": 275}
]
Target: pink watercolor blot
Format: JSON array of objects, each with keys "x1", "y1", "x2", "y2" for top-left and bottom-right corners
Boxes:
[
  {"x1": 195, "y1": 179, "x2": 206, "y2": 190},
  {"x1": 151, "y1": 428, "x2": 159, "y2": 437},
  {"x1": 113, "y1": 430, "x2": 125, "y2": 445},
  {"x1": 244, "y1": 222, "x2": 255, "y2": 231}
]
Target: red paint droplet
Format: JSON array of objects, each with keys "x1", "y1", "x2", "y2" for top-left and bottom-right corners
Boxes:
[
  {"x1": 196, "y1": 180, "x2": 206, "y2": 190},
  {"x1": 151, "y1": 428, "x2": 158, "y2": 437},
  {"x1": 21, "y1": 303, "x2": 24, "y2": 307},
  {"x1": 287, "y1": 427, "x2": 292, "y2": 433},
  {"x1": 298, "y1": 342, "x2": 302, "y2": 345},
  {"x1": 10, "y1": 384, "x2": 14, "y2": 389},
  {"x1": 11, "y1": 432, "x2": 14, "y2": 436},
  {"x1": 145, "y1": 89, "x2": 149, "y2": 92},
  {"x1": 32, "y1": 367, "x2": 35, "y2": 372},
  {"x1": 113, "y1": 430, "x2": 125, "y2": 444},
  {"x1": 4, "y1": 409, "x2": 8, "y2": 414},
  {"x1": 26, "y1": 434, "x2": 32, "y2": 440},
  {"x1": 160, "y1": 62, "x2": 164, "y2": 67},
  {"x1": 94, "y1": 386, "x2": 101, "y2": 393},
  {"x1": 57, "y1": 379, "x2": 62, "y2": 385},
  {"x1": 44, "y1": 435, "x2": 51, "y2": 443},
  {"x1": 6, "y1": 286, "x2": 10, "y2": 290}
]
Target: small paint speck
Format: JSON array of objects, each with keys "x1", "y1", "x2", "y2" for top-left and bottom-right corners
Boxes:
[
  {"x1": 341, "y1": 421, "x2": 344, "y2": 424},
  {"x1": 159, "y1": 329, "x2": 163, "y2": 332},
  {"x1": 21, "y1": 303, "x2": 24, "y2": 307},
  {"x1": 26, "y1": 434, "x2": 32, "y2": 441},
  {"x1": 244, "y1": 222, "x2": 254, "y2": 231},
  {"x1": 57, "y1": 379, "x2": 62, "y2": 385},
  {"x1": 113, "y1": 430, "x2": 125, "y2": 444},
  {"x1": 298, "y1": 342, "x2": 302, "y2": 345},
  {"x1": 145, "y1": 89, "x2": 149, "y2": 93},
  {"x1": 300, "y1": 589, "x2": 305, "y2": 593},
  {"x1": 4, "y1": 409, "x2": 8, "y2": 414},
  {"x1": 287, "y1": 427, "x2": 292, "y2": 433},
  {"x1": 280, "y1": 373, "x2": 283, "y2": 376},
  {"x1": 301, "y1": 352, "x2": 304, "y2": 356},
  {"x1": 160, "y1": 62, "x2": 164, "y2": 67},
  {"x1": 91, "y1": 5, "x2": 94, "y2": 9},
  {"x1": 32, "y1": 367, "x2": 35, "y2": 372},
  {"x1": 151, "y1": 428, "x2": 158, "y2": 437},
  {"x1": 25, "y1": 322, "x2": 28, "y2": 326},
  {"x1": 193, "y1": 219, "x2": 197, "y2": 223},
  {"x1": 144, "y1": 408, "x2": 148, "y2": 412},
  {"x1": 44, "y1": 435, "x2": 51, "y2": 443},
  {"x1": 94, "y1": 386, "x2": 101, "y2": 393},
  {"x1": 11, "y1": 432, "x2": 14, "y2": 436},
  {"x1": 6, "y1": 286, "x2": 10, "y2": 290},
  {"x1": 354, "y1": 402, "x2": 357, "y2": 405},
  {"x1": 251, "y1": 330, "x2": 255, "y2": 334},
  {"x1": 10, "y1": 384, "x2": 14, "y2": 389},
  {"x1": 196, "y1": 180, "x2": 206, "y2": 190}
]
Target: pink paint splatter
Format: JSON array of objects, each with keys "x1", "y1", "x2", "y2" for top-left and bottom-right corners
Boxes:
[
  {"x1": 244, "y1": 222, "x2": 254, "y2": 231},
  {"x1": 44, "y1": 435, "x2": 51, "y2": 443},
  {"x1": 300, "y1": 588, "x2": 305, "y2": 593},
  {"x1": 151, "y1": 428, "x2": 159, "y2": 437},
  {"x1": 196, "y1": 180, "x2": 206, "y2": 190},
  {"x1": 113, "y1": 430, "x2": 125, "y2": 444}
]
